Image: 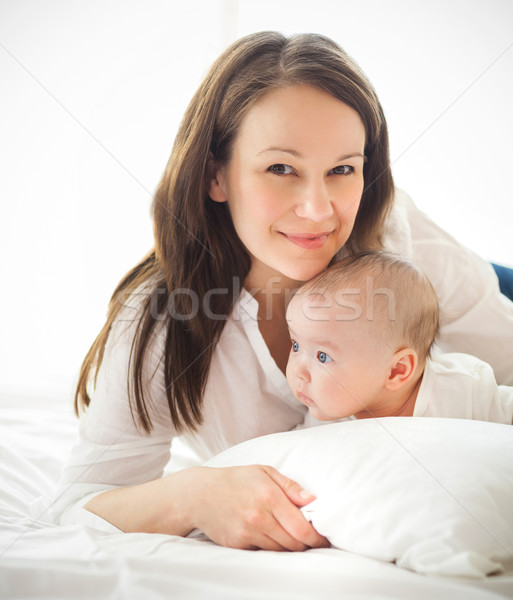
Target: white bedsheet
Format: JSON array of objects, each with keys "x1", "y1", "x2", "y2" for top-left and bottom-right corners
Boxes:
[{"x1": 1, "y1": 395, "x2": 512, "y2": 600}]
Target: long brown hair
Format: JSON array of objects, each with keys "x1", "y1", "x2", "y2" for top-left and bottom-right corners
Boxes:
[{"x1": 75, "y1": 31, "x2": 395, "y2": 433}]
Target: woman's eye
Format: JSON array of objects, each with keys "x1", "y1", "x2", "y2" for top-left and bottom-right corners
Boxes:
[
  {"x1": 291, "y1": 340, "x2": 300, "y2": 353},
  {"x1": 269, "y1": 164, "x2": 294, "y2": 175},
  {"x1": 330, "y1": 165, "x2": 353, "y2": 176},
  {"x1": 316, "y1": 351, "x2": 333, "y2": 364}
]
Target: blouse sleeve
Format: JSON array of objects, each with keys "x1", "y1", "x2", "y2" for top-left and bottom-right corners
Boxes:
[
  {"x1": 51, "y1": 295, "x2": 176, "y2": 529},
  {"x1": 398, "y1": 190, "x2": 513, "y2": 385}
]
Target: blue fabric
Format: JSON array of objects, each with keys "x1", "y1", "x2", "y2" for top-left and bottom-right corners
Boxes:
[{"x1": 492, "y1": 263, "x2": 513, "y2": 302}]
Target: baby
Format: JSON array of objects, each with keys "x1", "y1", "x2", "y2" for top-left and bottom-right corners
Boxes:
[{"x1": 286, "y1": 251, "x2": 513, "y2": 424}]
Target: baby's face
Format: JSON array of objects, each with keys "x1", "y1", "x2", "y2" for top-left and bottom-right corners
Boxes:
[{"x1": 285, "y1": 291, "x2": 394, "y2": 420}]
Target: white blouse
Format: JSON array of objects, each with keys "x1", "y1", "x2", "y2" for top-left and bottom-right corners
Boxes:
[{"x1": 52, "y1": 189, "x2": 513, "y2": 530}]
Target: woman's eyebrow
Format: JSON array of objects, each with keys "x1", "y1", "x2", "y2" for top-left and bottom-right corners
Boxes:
[
  {"x1": 336, "y1": 153, "x2": 367, "y2": 162},
  {"x1": 257, "y1": 146, "x2": 302, "y2": 157},
  {"x1": 257, "y1": 147, "x2": 366, "y2": 162}
]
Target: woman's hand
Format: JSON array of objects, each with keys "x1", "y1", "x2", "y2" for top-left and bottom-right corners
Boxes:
[
  {"x1": 185, "y1": 465, "x2": 330, "y2": 551},
  {"x1": 85, "y1": 464, "x2": 329, "y2": 551}
]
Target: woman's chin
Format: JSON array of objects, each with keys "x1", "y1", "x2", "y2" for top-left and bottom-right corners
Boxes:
[{"x1": 282, "y1": 261, "x2": 334, "y2": 284}]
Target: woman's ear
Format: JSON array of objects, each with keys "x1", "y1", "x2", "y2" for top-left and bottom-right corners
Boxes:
[
  {"x1": 385, "y1": 348, "x2": 418, "y2": 391},
  {"x1": 207, "y1": 157, "x2": 228, "y2": 203}
]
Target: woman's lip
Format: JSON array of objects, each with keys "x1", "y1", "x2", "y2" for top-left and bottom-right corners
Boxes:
[{"x1": 280, "y1": 231, "x2": 332, "y2": 249}]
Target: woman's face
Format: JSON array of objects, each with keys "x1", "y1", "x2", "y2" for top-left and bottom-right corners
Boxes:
[{"x1": 209, "y1": 84, "x2": 366, "y2": 289}]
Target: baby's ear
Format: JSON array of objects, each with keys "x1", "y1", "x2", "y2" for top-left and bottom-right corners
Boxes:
[
  {"x1": 207, "y1": 157, "x2": 228, "y2": 203},
  {"x1": 385, "y1": 348, "x2": 418, "y2": 391}
]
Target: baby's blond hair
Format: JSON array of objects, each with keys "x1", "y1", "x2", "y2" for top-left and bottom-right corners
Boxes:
[{"x1": 299, "y1": 251, "x2": 439, "y2": 364}]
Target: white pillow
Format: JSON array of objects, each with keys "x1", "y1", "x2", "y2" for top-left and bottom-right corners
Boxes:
[{"x1": 205, "y1": 417, "x2": 513, "y2": 577}]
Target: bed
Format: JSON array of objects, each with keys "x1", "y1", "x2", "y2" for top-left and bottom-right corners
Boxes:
[{"x1": 1, "y1": 393, "x2": 513, "y2": 600}]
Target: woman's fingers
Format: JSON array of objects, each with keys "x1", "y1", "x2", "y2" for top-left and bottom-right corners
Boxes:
[
  {"x1": 242, "y1": 528, "x2": 307, "y2": 552},
  {"x1": 260, "y1": 465, "x2": 330, "y2": 550},
  {"x1": 261, "y1": 465, "x2": 317, "y2": 507},
  {"x1": 189, "y1": 465, "x2": 329, "y2": 551},
  {"x1": 238, "y1": 503, "x2": 310, "y2": 552}
]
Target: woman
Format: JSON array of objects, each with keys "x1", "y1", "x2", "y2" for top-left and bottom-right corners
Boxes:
[{"x1": 54, "y1": 31, "x2": 513, "y2": 551}]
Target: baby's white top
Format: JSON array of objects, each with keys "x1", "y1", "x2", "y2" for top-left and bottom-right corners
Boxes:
[{"x1": 414, "y1": 353, "x2": 513, "y2": 423}]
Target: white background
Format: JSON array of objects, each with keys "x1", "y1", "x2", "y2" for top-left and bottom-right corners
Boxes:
[{"x1": 1, "y1": 0, "x2": 512, "y2": 400}]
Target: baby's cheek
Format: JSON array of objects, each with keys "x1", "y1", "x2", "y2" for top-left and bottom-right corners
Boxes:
[
  {"x1": 285, "y1": 356, "x2": 295, "y2": 386},
  {"x1": 320, "y1": 375, "x2": 339, "y2": 402}
]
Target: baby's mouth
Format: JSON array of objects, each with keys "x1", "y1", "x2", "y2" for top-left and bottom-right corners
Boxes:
[{"x1": 297, "y1": 391, "x2": 315, "y2": 406}]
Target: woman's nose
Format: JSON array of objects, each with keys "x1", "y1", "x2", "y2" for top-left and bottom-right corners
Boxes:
[{"x1": 294, "y1": 180, "x2": 334, "y2": 222}]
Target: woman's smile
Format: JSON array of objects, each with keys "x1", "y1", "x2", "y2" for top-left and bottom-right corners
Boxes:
[{"x1": 279, "y1": 231, "x2": 333, "y2": 250}]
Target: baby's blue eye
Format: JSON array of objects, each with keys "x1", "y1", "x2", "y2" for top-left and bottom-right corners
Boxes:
[
  {"x1": 291, "y1": 340, "x2": 299, "y2": 352},
  {"x1": 316, "y1": 351, "x2": 333, "y2": 364}
]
